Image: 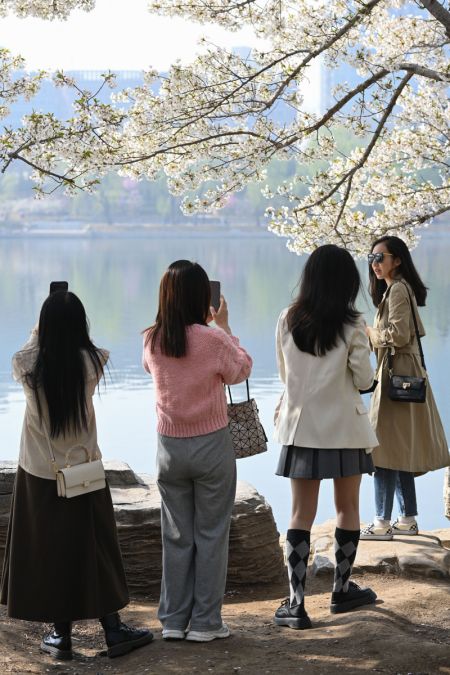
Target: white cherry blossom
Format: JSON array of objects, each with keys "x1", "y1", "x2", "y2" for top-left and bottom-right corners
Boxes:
[
  {"x1": 0, "y1": 1, "x2": 95, "y2": 19},
  {"x1": 0, "y1": 0, "x2": 449, "y2": 254}
]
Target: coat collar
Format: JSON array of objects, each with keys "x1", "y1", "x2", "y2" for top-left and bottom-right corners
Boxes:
[{"x1": 377, "y1": 276, "x2": 405, "y2": 315}]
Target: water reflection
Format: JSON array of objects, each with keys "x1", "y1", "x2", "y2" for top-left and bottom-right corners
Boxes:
[{"x1": 1, "y1": 231, "x2": 449, "y2": 530}]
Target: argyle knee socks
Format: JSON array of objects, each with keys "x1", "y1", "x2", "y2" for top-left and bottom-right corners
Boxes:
[
  {"x1": 333, "y1": 527, "x2": 359, "y2": 593},
  {"x1": 286, "y1": 529, "x2": 310, "y2": 606}
]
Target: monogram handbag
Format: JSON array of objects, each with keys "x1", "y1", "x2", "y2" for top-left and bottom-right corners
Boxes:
[
  {"x1": 227, "y1": 380, "x2": 268, "y2": 459},
  {"x1": 387, "y1": 285, "x2": 427, "y2": 403},
  {"x1": 43, "y1": 422, "x2": 106, "y2": 498}
]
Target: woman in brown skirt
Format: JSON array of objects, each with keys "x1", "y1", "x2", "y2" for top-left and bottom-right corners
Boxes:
[{"x1": 0, "y1": 290, "x2": 152, "y2": 660}]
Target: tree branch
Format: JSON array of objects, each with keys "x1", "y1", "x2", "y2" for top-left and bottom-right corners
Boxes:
[
  {"x1": 293, "y1": 73, "x2": 414, "y2": 220},
  {"x1": 256, "y1": 0, "x2": 384, "y2": 112},
  {"x1": 419, "y1": 0, "x2": 450, "y2": 37},
  {"x1": 402, "y1": 204, "x2": 450, "y2": 227},
  {"x1": 282, "y1": 68, "x2": 390, "y2": 147},
  {"x1": 398, "y1": 61, "x2": 450, "y2": 82}
]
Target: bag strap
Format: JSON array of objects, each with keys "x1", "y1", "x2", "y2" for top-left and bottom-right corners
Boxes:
[
  {"x1": 386, "y1": 282, "x2": 426, "y2": 373},
  {"x1": 227, "y1": 379, "x2": 250, "y2": 405},
  {"x1": 41, "y1": 420, "x2": 94, "y2": 474},
  {"x1": 41, "y1": 420, "x2": 60, "y2": 476}
]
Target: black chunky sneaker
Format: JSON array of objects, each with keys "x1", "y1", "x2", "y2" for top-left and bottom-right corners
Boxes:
[
  {"x1": 100, "y1": 613, "x2": 153, "y2": 658},
  {"x1": 40, "y1": 622, "x2": 72, "y2": 660},
  {"x1": 330, "y1": 580, "x2": 377, "y2": 614},
  {"x1": 274, "y1": 598, "x2": 312, "y2": 630}
]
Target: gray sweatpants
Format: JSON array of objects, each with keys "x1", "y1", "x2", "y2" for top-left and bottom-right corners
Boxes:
[{"x1": 156, "y1": 426, "x2": 236, "y2": 631}]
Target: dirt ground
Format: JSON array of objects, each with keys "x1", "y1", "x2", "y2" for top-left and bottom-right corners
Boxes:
[{"x1": 0, "y1": 573, "x2": 449, "y2": 675}]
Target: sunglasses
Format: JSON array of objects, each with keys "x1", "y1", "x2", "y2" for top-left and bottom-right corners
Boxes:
[{"x1": 367, "y1": 252, "x2": 395, "y2": 264}]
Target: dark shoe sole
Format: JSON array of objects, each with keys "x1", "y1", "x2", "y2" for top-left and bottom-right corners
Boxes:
[
  {"x1": 107, "y1": 633, "x2": 154, "y2": 658},
  {"x1": 274, "y1": 616, "x2": 312, "y2": 630},
  {"x1": 40, "y1": 641, "x2": 73, "y2": 660},
  {"x1": 330, "y1": 590, "x2": 377, "y2": 614}
]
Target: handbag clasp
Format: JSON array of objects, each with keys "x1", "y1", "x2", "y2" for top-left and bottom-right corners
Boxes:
[{"x1": 402, "y1": 382, "x2": 411, "y2": 390}]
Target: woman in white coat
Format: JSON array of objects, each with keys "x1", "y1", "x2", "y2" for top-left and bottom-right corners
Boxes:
[{"x1": 274, "y1": 245, "x2": 378, "y2": 630}]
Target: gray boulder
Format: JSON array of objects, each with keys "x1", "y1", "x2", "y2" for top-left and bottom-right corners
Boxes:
[
  {"x1": 309, "y1": 519, "x2": 450, "y2": 580},
  {"x1": 0, "y1": 461, "x2": 285, "y2": 595}
]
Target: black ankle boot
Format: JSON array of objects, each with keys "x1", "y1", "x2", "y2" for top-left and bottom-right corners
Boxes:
[
  {"x1": 100, "y1": 613, "x2": 153, "y2": 658},
  {"x1": 40, "y1": 621, "x2": 72, "y2": 660},
  {"x1": 274, "y1": 598, "x2": 312, "y2": 630},
  {"x1": 330, "y1": 580, "x2": 377, "y2": 614}
]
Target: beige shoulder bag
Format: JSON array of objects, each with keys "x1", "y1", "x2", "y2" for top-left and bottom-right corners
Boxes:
[{"x1": 43, "y1": 422, "x2": 106, "y2": 498}]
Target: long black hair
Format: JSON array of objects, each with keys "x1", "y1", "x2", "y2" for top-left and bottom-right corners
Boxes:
[
  {"x1": 144, "y1": 260, "x2": 211, "y2": 357},
  {"x1": 286, "y1": 244, "x2": 361, "y2": 356},
  {"x1": 25, "y1": 291, "x2": 105, "y2": 438},
  {"x1": 368, "y1": 235, "x2": 428, "y2": 307}
]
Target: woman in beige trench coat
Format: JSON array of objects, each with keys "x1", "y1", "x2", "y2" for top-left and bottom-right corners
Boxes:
[{"x1": 361, "y1": 236, "x2": 449, "y2": 541}]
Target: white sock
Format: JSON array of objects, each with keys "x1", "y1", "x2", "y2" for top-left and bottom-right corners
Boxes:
[
  {"x1": 398, "y1": 515, "x2": 416, "y2": 524},
  {"x1": 374, "y1": 518, "x2": 390, "y2": 528}
]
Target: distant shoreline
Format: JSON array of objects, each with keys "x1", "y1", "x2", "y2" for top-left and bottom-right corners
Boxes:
[
  {"x1": 0, "y1": 225, "x2": 273, "y2": 239},
  {"x1": 0, "y1": 220, "x2": 448, "y2": 240}
]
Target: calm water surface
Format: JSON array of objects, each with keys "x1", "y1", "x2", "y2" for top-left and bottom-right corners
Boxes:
[{"x1": 1, "y1": 230, "x2": 449, "y2": 530}]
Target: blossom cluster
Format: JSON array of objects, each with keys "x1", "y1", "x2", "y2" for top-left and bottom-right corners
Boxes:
[
  {"x1": 0, "y1": 65, "x2": 123, "y2": 195},
  {"x1": 0, "y1": 49, "x2": 45, "y2": 119},
  {"x1": 0, "y1": 0, "x2": 95, "y2": 19}
]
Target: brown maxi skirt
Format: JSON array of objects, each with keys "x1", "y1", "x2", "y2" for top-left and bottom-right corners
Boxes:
[{"x1": 0, "y1": 466, "x2": 129, "y2": 622}]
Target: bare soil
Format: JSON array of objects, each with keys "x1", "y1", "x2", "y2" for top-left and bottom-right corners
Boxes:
[{"x1": 1, "y1": 573, "x2": 449, "y2": 675}]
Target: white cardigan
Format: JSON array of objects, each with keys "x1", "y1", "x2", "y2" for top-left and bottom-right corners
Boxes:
[{"x1": 274, "y1": 310, "x2": 378, "y2": 451}]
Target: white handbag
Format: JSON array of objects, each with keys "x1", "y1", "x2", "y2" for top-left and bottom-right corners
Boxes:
[
  {"x1": 55, "y1": 447, "x2": 106, "y2": 498},
  {"x1": 43, "y1": 423, "x2": 106, "y2": 498}
]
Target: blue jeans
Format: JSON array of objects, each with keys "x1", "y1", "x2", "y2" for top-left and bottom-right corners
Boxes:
[{"x1": 374, "y1": 468, "x2": 418, "y2": 521}]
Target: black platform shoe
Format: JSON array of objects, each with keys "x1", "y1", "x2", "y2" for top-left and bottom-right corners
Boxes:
[
  {"x1": 40, "y1": 621, "x2": 72, "y2": 660},
  {"x1": 100, "y1": 613, "x2": 153, "y2": 658},
  {"x1": 274, "y1": 598, "x2": 312, "y2": 630},
  {"x1": 330, "y1": 580, "x2": 377, "y2": 614}
]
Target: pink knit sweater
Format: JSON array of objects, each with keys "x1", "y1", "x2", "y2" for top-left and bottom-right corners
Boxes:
[{"x1": 143, "y1": 324, "x2": 253, "y2": 437}]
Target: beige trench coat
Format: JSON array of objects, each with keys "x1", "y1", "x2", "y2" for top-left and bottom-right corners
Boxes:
[{"x1": 367, "y1": 279, "x2": 449, "y2": 472}]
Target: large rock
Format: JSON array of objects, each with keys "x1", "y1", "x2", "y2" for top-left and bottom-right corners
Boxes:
[
  {"x1": 0, "y1": 463, "x2": 17, "y2": 568},
  {"x1": 0, "y1": 461, "x2": 285, "y2": 595},
  {"x1": 445, "y1": 467, "x2": 450, "y2": 520},
  {"x1": 309, "y1": 520, "x2": 450, "y2": 580}
]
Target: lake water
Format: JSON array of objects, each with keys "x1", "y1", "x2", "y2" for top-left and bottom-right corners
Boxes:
[{"x1": 1, "y1": 230, "x2": 449, "y2": 531}]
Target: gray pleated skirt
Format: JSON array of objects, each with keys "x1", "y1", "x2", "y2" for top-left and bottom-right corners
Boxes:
[{"x1": 276, "y1": 445, "x2": 374, "y2": 480}]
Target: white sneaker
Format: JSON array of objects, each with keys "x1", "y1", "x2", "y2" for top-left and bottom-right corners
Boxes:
[
  {"x1": 162, "y1": 628, "x2": 186, "y2": 640},
  {"x1": 185, "y1": 624, "x2": 230, "y2": 642},
  {"x1": 360, "y1": 523, "x2": 393, "y2": 541},
  {"x1": 391, "y1": 519, "x2": 419, "y2": 536}
]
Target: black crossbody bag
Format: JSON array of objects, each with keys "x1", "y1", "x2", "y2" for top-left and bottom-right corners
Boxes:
[{"x1": 387, "y1": 285, "x2": 427, "y2": 403}]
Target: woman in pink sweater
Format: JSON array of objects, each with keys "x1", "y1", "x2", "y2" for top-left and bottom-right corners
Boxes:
[{"x1": 143, "y1": 260, "x2": 252, "y2": 643}]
